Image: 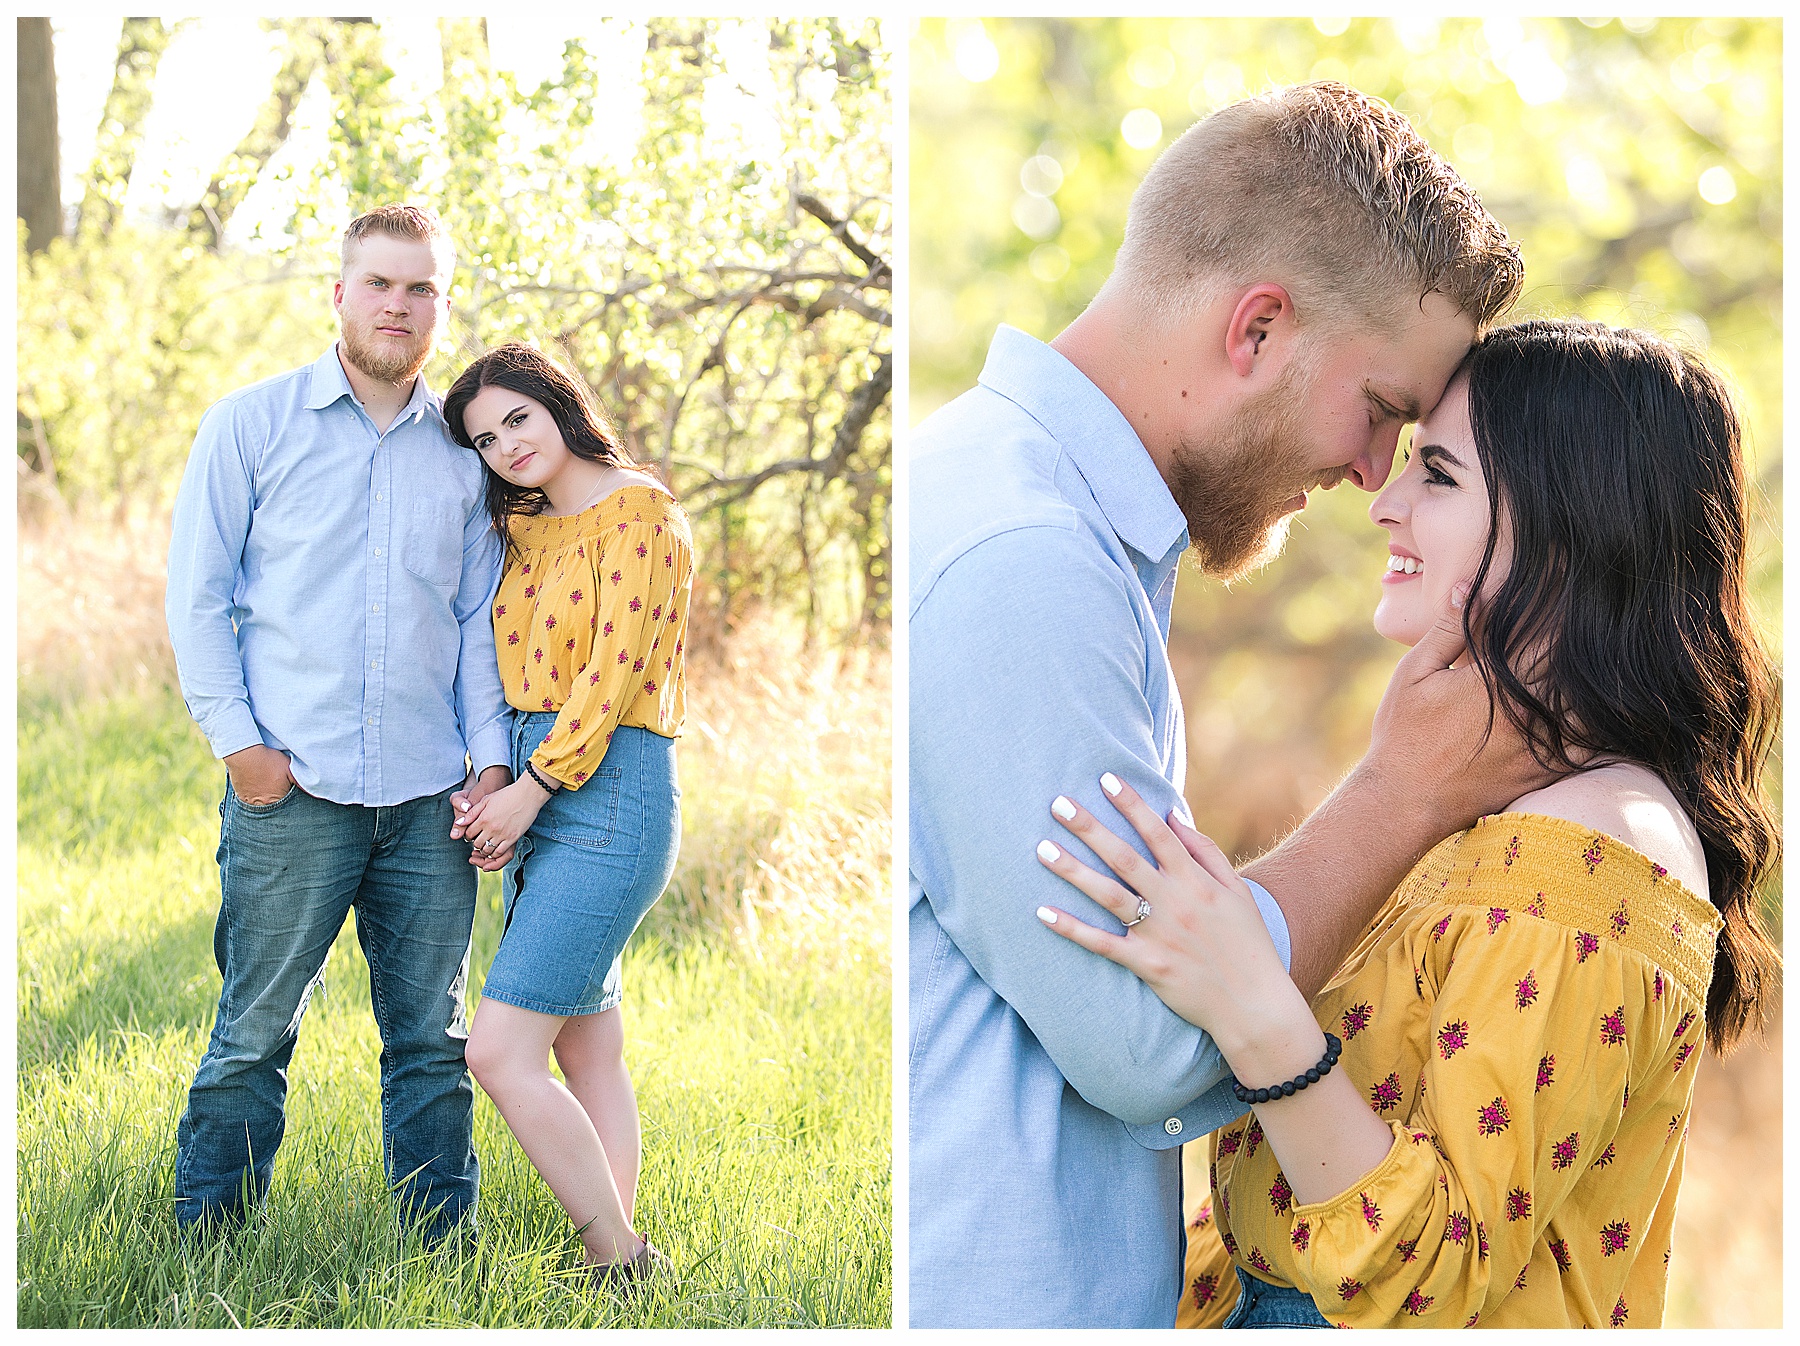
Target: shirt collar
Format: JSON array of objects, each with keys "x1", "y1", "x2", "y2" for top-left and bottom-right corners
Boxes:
[
  {"x1": 976, "y1": 325, "x2": 1188, "y2": 564},
  {"x1": 306, "y1": 343, "x2": 441, "y2": 428}
]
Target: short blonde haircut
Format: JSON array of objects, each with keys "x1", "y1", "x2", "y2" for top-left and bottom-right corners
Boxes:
[
  {"x1": 1112, "y1": 82, "x2": 1522, "y2": 334},
  {"x1": 340, "y1": 203, "x2": 454, "y2": 277}
]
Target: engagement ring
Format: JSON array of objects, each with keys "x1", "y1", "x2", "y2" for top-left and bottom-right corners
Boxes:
[{"x1": 1123, "y1": 897, "x2": 1151, "y2": 928}]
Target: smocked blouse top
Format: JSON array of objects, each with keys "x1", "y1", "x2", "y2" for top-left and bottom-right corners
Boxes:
[
  {"x1": 492, "y1": 484, "x2": 692, "y2": 788},
  {"x1": 1179, "y1": 811, "x2": 1720, "y2": 1330}
]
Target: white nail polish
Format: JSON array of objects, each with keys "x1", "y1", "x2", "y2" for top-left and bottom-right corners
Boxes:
[
  {"x1": 1100, "y1": 772, "x2": 1122, "y2": 796},
  {"x1": 1036, "y1": 906, "x2": 1057, "y2": 924},
  {"x1": 1037, "y1": 840, "x2": 1061, "y2": 863},
  {"x1": 1051, "y1": 796, "x2": 1077, "y2": 821}
]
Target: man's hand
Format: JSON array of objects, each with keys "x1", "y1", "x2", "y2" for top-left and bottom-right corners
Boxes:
[
  {"x1": 1363, "y1": 589, "x2": 1560, "y2": 833},
  {"x1": 224, "y1": 743, "x2": 296, "y2": 806},
  {"x1": 1246, "y1": 588, "x2": 1559, "y2": 997},
  {"x1": 452, "y1": 765, "x2": 514, "y2": 869},
  {"x1": 461, "y1": 776, "x2": 553, "y2": 867}
]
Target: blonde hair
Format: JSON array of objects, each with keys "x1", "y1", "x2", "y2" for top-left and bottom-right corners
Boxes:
[
  {"x1": 340, "y1": 203, "x2": 454, "y2": 276},
  {"x1": 1111, "y1": 82, "x2": 1522, "y2": 333}
]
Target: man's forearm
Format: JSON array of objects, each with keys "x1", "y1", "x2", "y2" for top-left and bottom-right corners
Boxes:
[{"x1": 1242, "y1": 763, "x2": 1453, "y2": 999}]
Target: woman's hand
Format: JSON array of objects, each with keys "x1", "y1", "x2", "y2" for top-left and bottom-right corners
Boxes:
[
  {"x1": 1035, "y1": 772, "x2": 1321, "y2": 1076},
  {"x1": 453, "y1": 765, "x2": 516, "y2": 870},
  {"x1": 461, "y1": 776, "x2": 552, "y2": 864}
]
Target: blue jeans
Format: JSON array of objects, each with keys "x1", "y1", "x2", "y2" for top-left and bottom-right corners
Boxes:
[
  {"x1": 174, "y1": 781, "x2": 479, "y2": 1238},
  {"x1": 1221, "y1": 1268, "x2": 1333, "y2": 1328}
]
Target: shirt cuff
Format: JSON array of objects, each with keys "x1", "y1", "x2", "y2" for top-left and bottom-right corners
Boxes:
[
  {"x1": 200, "y1": 701, "x2": 265, "y2": 763},
  {"x1": 1245, "y1": 878, "x2": 1293, "y2": 973},
  {"x1": 466, "y1": 717, "x2": 513, "y2": 778}
]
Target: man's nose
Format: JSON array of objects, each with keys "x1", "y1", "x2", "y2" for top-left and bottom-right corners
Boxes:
[{"x1": 1346, "y1": 425, "x2": 1402, "y2": 492}]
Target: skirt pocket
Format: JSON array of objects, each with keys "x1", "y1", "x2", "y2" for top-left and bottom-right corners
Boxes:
[{"x1": 535, "y1": 764, "x2": 625, "y2": 850}]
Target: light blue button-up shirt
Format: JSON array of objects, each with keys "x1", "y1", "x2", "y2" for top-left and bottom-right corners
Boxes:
[
  {"x1": 166, "y1": 345, "x2": 511, "y2": 806},
  {"x1": 909, "y1": 326, "x2": 1293, "y2": 1328}
]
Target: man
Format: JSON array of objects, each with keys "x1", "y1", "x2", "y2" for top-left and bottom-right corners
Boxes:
[
  {"x1": 909, "y1": 84, "x2": 1546, "y2": 1326},
  {"x1": 166, "y1": 204, "x2": 510, "y2": 1239}
]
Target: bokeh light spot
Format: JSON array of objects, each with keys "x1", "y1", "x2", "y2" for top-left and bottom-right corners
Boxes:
[
  {"x1": 1012, "y1": 193, "x2": 1061, "y2": 240},
  {"x1": 947, "y1": 19, "x2": 999, "y2": 83},
  {"x1": 1698, "y1": 165, "x2": 1737, "y2": 205},
  {"x1": 1028, "y1": 244, "x2": 1070, "y2": 283},
  {"x1": 1121, "y1": 107, "x2": 1164, "y2": 150},
  {"x1": 1127, "y1": 47, "x2": 1176, "y2": 89},
  {"x1": 1020, "y1": 155, "x2": 1064, "y2": 197}
]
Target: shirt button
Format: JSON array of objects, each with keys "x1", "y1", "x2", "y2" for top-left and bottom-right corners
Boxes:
[
  {"x1": 371, "y1": 660, "x2": 379, "y2": 669},
  {"x1": 375, "y1": 492, "x2": 383, "y2": 501},
  {"x1": 373, "y1": 547, "x2": 383, "y2": 557},
  {"x1": 371, "y1": 603, "x2": 379, "y2": 612},
  {"x1": 1164, "y1": 1118, "x2": 1183, "y2": 1136}
]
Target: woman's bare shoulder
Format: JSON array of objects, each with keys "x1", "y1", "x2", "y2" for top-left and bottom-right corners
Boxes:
[{"x1": 1509, "y1": 763, "x2": 1709, "y2": 897}]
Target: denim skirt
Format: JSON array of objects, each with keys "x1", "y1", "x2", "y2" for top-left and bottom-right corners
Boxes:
[
  {"x1": 480, "y1": 712, "x2": 680, "y2": 1017},
  {"x1": 1220, "y1": 1267, "x2": 1333, "y2": 1328}
]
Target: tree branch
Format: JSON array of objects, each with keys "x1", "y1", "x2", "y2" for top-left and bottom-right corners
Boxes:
[{"x1": 796, "y1": 191, "x2": 890, "y2": 285}]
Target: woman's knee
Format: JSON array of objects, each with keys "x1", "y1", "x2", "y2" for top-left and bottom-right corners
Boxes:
[
  {"x1": 464, "y1": 1021, "x2": 530, "y2": 1094},
  {"x1": 554, "y1": 1009, "x2": 626, "y2": 1081},
  {"x1": 466, "y1": 1000, "x2": 560, "y2": 1095}
]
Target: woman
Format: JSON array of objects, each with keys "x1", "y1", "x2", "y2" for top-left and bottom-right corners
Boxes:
[
  {"x1": 1034, "y1": 321, "x2": 1778, "y2": 1328},
  {"x1": 444, "y1": 343, "x2": 692, "y2": 1283}
]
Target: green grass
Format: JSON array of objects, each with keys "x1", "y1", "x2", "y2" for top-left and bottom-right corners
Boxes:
[{"x1": 18, "y1": 686, "x2": 891, "y2": 1327}]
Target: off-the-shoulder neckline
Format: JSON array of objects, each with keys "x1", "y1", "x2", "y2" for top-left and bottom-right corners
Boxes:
[
  {"x1": 541, "y1": 481, "x2": 677, "y2": 520},
  {"x1": 1466, "y1": 810, "x2": 1709, "y2": 908}
]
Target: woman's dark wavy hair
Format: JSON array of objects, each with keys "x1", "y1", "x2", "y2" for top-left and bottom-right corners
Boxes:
[
  {"x1": 1459, "y1": 319, "x2": 1779, "y2": 1054},
  {"x1": 442, "y1": 342, "x2": 639, "y2": 558}
]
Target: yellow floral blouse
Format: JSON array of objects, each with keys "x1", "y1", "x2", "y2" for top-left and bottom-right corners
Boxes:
[
  {"x1": 1179, "y1": 812, "x2": 1720, "y2": 1330},
  {"x1": 493, "y1": 484, "x2": 692, "y2": 788}
]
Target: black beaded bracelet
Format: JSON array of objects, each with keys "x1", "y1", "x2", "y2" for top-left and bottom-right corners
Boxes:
[
  {"x1": 1230, "y1": 1031, "x2": 1342, "y2": 1106},
  {"x1": 522, "y1": 760, "x2": 561, "y2": 795}
]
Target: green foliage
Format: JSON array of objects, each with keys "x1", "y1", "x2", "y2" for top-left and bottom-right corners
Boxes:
[
  {"x1": 910, "y1": 18, "x2": 1781, "y2": 914},
  {"x1": 18, "y1": 687, "x2": 890, "y2": 1327},
  {"x1": 20, "y1": 17, "x2": 891, "y2": 638},
  {"x1": 17, "y1": 227, "x2": 335, "y2": 515}
]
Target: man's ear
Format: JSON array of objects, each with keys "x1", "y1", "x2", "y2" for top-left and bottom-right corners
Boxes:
[
  {"x1": 1224, "y1": 284, "x2": 1294, "y2": 380},
  {"x1": 332, "y1": 280, "x2": 345, "y2": 309}
]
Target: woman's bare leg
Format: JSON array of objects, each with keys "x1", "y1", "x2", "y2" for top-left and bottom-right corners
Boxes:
[
  {"x1": 553, "y1": 1006, "x2": 642, "y2": 1224},
  {"x1": 465, "y1": 997, "x2": 642, "y2": 1265}
]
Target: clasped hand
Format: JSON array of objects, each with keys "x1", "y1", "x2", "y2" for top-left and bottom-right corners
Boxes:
[
  {"x1": 452, "y1": 773, "x2": 552, "y2": 869},
  {"x1": 1034, "y1": 773, "x2": 1315, "y2": 1064}
]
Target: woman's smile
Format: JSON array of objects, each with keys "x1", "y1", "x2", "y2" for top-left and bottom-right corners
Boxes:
[
  {"x1": 1368, "y1": 376, "x2": 1496, "y2": 644},
  {"x1": 1383, "y1": 549, "x2": 1424, "y2": 581}
]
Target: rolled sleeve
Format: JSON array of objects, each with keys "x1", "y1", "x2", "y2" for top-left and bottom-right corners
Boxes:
[
  {"x1": 911, "y1": 524, "x2": 1238, "y2": 1128},
  {"x1": 166, "y1": 399, "x2": 265, "y2": 761},
  {"x1": 1246, "y1": 878, "x2": 1293, "y2": 972}
]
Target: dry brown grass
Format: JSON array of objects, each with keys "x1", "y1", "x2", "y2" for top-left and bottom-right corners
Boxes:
[
  {"x1": 654, "y1": 616, "x2": 890, "y2": 968},
  {"x1": 18, "y1": 511, "x2": 178, "y2": 701}
]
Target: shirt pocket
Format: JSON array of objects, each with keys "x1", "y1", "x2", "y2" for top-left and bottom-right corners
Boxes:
[{"x1": 402, "y1": 498, "x2": 464, "y2": 588}]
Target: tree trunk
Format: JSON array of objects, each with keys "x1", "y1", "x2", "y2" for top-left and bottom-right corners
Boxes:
[
  {"x1": 18, "y1": 18, "x2": 61, "y2": 253},
  {"x1": 186, "y1": 19, "x2": 324, "y2": 249},
  {"x1": 78, "y1": 18, "x2": 175, "y2": 237}
]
